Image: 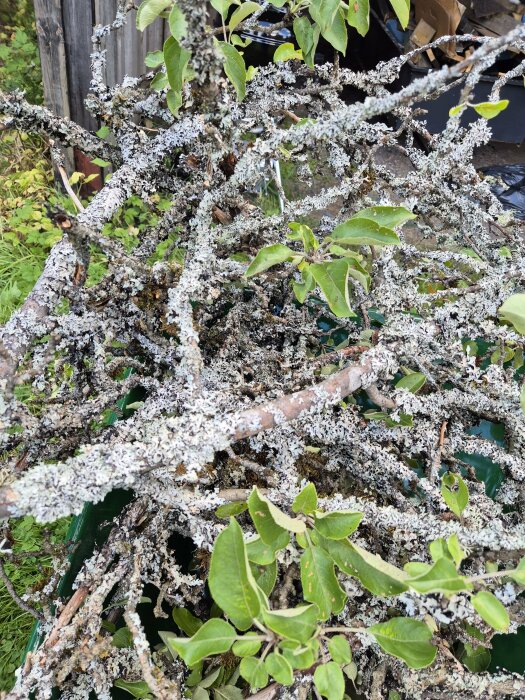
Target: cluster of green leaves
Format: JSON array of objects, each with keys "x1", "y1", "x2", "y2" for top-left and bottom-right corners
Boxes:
[
  {"x1": 0, "y1": 516, "x2": 70, "y2": 691},
  {"x1": 245, "y1": 205, "x2": 415, "y2": 318},
  {"x1": 143, "y1": 483, "x2": 525, "y2": 699},
  {"x1": 0, "y1": 131, "x2": 67, "y2": 322},
  {"x1": 136, "y1": 1, "x2": 411, "y2": 109},
  {"x1": 449, "y1": 99, "x2": 509, "y2": 121},
  {"x1": 0, "y1": 5, "x2": 42, "y2": 105}
]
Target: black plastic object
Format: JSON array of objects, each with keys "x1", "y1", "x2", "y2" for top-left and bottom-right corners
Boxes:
[
  {"x1": 368, "y1": 7, "x2": 525, "y2": 143},
  {"x1": 482, "y1": 164, "x2": 525, "y2": 219}
]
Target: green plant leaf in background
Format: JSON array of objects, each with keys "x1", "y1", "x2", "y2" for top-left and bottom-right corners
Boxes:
[
  {"x1": 347, "y1": 0, "x2": 370, "y2": 36},
  {"x1": 388, "y1": 0, "x2": 410, "y2": 28},
  {"x1": 300, "y1": 545, "x2": 346, "y2": 620},
  {"x1": 356, "y1": 205, "x2": 416, "y2": 228},
  {"x1": 169, "y1": 4, "x2": 188, "y2": 40},
  {"x1": 293, "y1": 16, "x2": 319, "y2": 68},
  {"x1": 368, "y1": 618, "x2": 437, "y2": 668},
  {"x1": 216, "y1": 41, "x2": 247, "y2": 101},
  {"x1": 292, "y1": 265, "x2": 315, "y2": 304},
  {"x1": 264, "y1": 651, "x2": 294, "y2": 685},
  {"x1": 330, "y1": 218, "x2": 400, "y2": 247},
  {"x1": 245, "y1": 244, "x2": 296, "y2": 277},
  {"x1": 261, "y1": 605, "x2": 319, "y2": 644},
  {"x1": 320, "y1": 536, "x2": 408, "y2": 596},
  {"x1": 239, "y1": 656, "x2": 268, "y2": 691},
  {"x1": 313, "y1": 510, "x2": 363, "y2": 540},
  {"x1": 406, "y1": 557, "x2": 470, "y2": 595},
  {"x1": 208, "y1": 517, "x2": 262, "y2": 629},
  {"x1": 215, "y1": 501, "x2": 248, "y2": 519},
  {"x1": 228, "y1": 2, "x2": 260, "y2": 32},
  {"x1": 471, "y1": 99, "x2": 509, "y2": 119},
  {"x1": 292, "y1": 482, "x2": 318, "y2": 514},
  {"x1": 441, "y1": 472, "x2": 469, "y2": 518},
  {"x1": 172, "y1": 607, "x2": 203, "y2": 636},
  {"x1": 310, "y1": 259, "x2": 357, "y2": 318},
  {"x1": 136, "y1": 0, "x2": 172, "y2": 31},
  {"x1": 395, "y1": 372, "x2": 426, "y2": 393},
  {"x1": 510, "y1": 557, "x2": 525, "y2": 585},
  {"x1": 327, "y1": 635, "x2": 352, "y2": 664},
  {"x1": 161, "y1": 619, "x2": 237, "y2": 666},
  {"x1": 144, "y1": 50, "x2": 164, "y2": 67},
  {"x1": 313, "y1": 662, "x2": 345, "y2": 700},
  {"x1": 248, "y1": 487, "x2": 306, "y2": 542},
  {"x1": 499, "y1": 294, "x2": 525, "y2": 334},
  {"x1": 273, "y1": 43, "x2": 303, "y2": 62},
  {"x1": 287, "y1": 222, "x2": 318, "y2": 252},
  {"x1": 471, "y1": 591, "x2": 510, "y2": 631},
  {"x1": 114, "y1": 679, "x2": 152, "y2": 698}
]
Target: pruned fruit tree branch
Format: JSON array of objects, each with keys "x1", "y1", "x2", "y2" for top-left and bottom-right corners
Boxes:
[{"x1": 1, "y1": 1, "x2": 525, "y2": 698}]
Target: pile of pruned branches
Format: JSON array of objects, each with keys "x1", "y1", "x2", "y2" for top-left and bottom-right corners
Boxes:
[{"x1": 0, "y1": 1, "x2": 525, "y2": 698}]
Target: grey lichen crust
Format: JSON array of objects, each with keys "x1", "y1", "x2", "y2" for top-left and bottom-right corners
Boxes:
[{"x1": 1, "y1": 4, "x2": 525, "y2": 699}]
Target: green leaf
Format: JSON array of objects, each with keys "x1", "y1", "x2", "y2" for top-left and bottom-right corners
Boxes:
[
  {"x1": 317, "y1": 8, "x2": 347, "y2": 53},
  {"x1": 169, "y1": 4, "x2": 188, "y2": 40},
  {"x1": 388, "y1": 0, "x2": 410, "y2": 28},
  {"x1": 192, "y1": 688, "x2": 209, "y2": 700},
  {"x1": 264, "y1": 651, "x2": 294, "y2": 685},
  {"x1": 208, "y1": 517, "x2": 262, "y2": 630},
  {"x1": 509, "y1": 557, "x2": 525, "y2": 586},
  {"x1": 293, "y1": 16, "x2": 319, "y2": 68},
  {"x1": 248, "y1": 487, "x2": 306, "y2": 543},
  {"x1": 136, "y1": 0, "x2": 172, "y2": 31},
  {"x1": 309, "y1": 0, "x2": 340, "y2": 34},
  {"x1": 210, "y1": 0, "x2": 233, "y2": 17},
  {"x1": 347, "y1": 0, "x2": 370, "y2": 36},
  {"x1": 151, "y1": 72, "x2": 169, "y2": 91},
  {"x1": 279, "y1": 638, "x2": 319, "y2": 669},
  {"x1": 213, "y1": 687, "x2": 243, "y2": 700},
  {"x1": 229, "y1": 2, "x2": 261, "y2": 31},
  {"x1": 407, "y1": 557, "x2": 470, "y2": 595},
  {"x1": 250, "y1": 560, "x2": 278, "y2": 596},
  {"x1": 232, "y1": 633, "x2": 262, "y2": 657},
  {"x1": 162, "y1": 619, "x2": 237, "y2": 666},
  {"x1": 441, "y1": 472, "x2": 469, "y2": 518},
  {"x1": 112, "y1": 626, "x2": 133, "y2": 648},
  {"x1": 164, "y1": 36, "x2": 191, "y2": 94},
  {"x1": 368, "y1": 618, "x2": 437, "y2": 669},
  {"x1": 96, "y1": 125, "x2": 110, "y2": 139},
  {"x1": 292, "y1": 483, "x2": 318, "y2": 514},
  {"x1": 327, "y1": 635, "x2": 352, "y2": 664},
  {"x1": 91, "y1": 157, "x2": 111, "y2": 168},
  {"x1": 172, "y1": 607, "x2": 203, "y2": 636},
  {"x1": 215, "y1": 501, "x2": 248, "y2": 519},
  {"x1": 313, "y1": 662, "x2": 345, "y2": 700},
  {"x1": 447, "y1": 534, "x2": 466, "y2": 568},
  {"x1": 320, "y1": 537, "x2": 408, "y2": 596},
  {"x1": 246, "y1": 533, "x2": 287, "y2": 565},
  {"x1": 217, "y1": 41, "x2": 247, "y2": 101},
  {"x1": 300, "y1": 545, "x2": 346, "y2": 620},
  {"x1": 471, "y1": 99, "x2": 509, "y2": 120},
  {"x1": 239, "y1": 656, "x2": 268, "y2": 691},
  {"x1": 261, "y1": 604, "x2": 319, "y2": 644},
  {"x1": 292, "y1": 265, "x2": 316, "y2": 304},
  {"x1": 310, "y1": 259, "x2": 357, "y2": 318},
  {"x1": 273, "y1": 42, "x2": 303, "y2": 62},
  {"x1": 313, "y1": 510, "x2": 363, "y2": 540},
  {"x1": 449, "y1": 104, "x2": 465, "y2": 117},
  {"x1": 287, "y1": 222, "x2": 318, "y2": 252},
  {"x1": 345, "y1": 258, "x2": 371, "y2": 293},
  {"x1": 331, "y1": 218, "x2": 400, "y2": 247},
  {"x1": 166, "y1": 89, "x2": 182, "y2": 116},
  {"x1": 114, "y1": 679, "x2": 152, "y2": 698},
  {"x1": 499, "y1": 294, "x2": 525, "y2": 335},
  {"x1": 245, "y1": 244, "x2": 296, "y2": 277},
  {"x1": 471, "y1": 591, "x2": 510, "y2": 632},
  {"x1": 355, "y1": 205, "x2": 416, "y2": 228},
  {"x1": 460, "y1": 641, "x2": 491, "y2": 672},
  {"x1": 395, "y1": 372, "x2": 426, "y2": 393},
  {"x1": 429, "y1": 538, "x2": 450, "y2": 562},
  {"x1": 145, "y1": 50, "x2": 165, "y2": 68}
]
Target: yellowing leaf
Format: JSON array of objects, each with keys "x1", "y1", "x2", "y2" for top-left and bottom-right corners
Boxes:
[{"x1": 471, "y1": 99, "x2": 509, "y2": 120}]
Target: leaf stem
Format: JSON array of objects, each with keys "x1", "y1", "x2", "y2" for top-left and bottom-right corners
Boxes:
[
  {"x1": 468, "y1": 568, "x2": 516, "y2": 583},
  {"x1": 320, "y1": 626, "x2": 364, "y2": 635}
]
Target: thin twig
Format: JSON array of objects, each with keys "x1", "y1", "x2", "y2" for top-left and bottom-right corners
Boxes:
[{"x1": 0, "y1": 558, "x2": 43, "y2": 622}]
